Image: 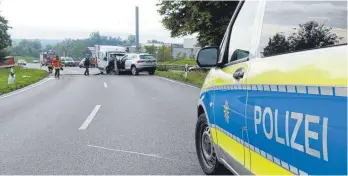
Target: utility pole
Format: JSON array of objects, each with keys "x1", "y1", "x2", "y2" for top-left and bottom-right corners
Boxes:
[{"x1": 135, "y1": 6, "x2": 139, "y2": 52}]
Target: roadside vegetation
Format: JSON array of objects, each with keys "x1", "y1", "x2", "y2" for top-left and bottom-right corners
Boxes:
[
  {"x1": 14, "y1": 56, "x2": 37, "y2": 63},
  {"x1": 155, "y1": 57, "x2": 206, "y2": 87},
  {"x1": 158, "y1": 58, "x2": 196, "y2": 65},
  {"x1": 0, "y1": 66, "x2": 48, "y2": 95},
  {"x1": 155, "y1": 70, "x2": 207, "y2": 88}
]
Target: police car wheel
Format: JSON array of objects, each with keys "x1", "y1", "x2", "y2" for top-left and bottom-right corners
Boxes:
[{"x1": 196, "y1": 113, "x2": 224, "y2": 174}]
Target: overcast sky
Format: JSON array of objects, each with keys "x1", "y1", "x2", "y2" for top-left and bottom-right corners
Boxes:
[{"x1": 0, "y1": 0, "x2": 195, "y2": 43}]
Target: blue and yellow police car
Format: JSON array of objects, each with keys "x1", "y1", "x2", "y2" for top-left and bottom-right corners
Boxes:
[{"x1": 194, "y1": 0, "x2": 347, "y2": 175}]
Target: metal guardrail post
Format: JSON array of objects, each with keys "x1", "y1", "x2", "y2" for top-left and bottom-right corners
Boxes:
[{"x1": 184, "y1": 64, "x2": 188, "y2": 78}]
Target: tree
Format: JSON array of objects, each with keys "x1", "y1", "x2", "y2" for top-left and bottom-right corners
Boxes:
[
  {"x1": 147, "y1": 39, "x2": 164, "y2": 44},
  {"x1": 157, "y1": 1, "x2": 238, "y2": 46},
  {"x1": 11, "y1": 39, "x2": 42, "y2": 58},
  {"x1": 44, "y1": 44, "x2": 53, "y2": 51},
  {"x1": 156, "y1": 46, "x2": 172, "y2": 61},
  {"x1": 0, "y1": 11, "x2": 12, "y2": 61},
  {"x1": 263, "y1": 33, "x2": 290, "y2": 57},
  {"x1": 263, "y1": 21, "x2": 342, "y2": 57},
  {"x1": 144, "y1": 45, "x2": 157, "y2": 55},
  {"x1": 127, "y1": 35, "x2": 136, "y2": 45}
]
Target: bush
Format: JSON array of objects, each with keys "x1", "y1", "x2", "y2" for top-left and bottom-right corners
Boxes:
[{"x1": 157, "y1": 65, "x2": 169, "y2": 71}]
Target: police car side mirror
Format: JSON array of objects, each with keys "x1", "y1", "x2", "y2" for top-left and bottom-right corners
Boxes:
[{"x1": 196, "y1": 46, "x2": 218, "y2": 68}]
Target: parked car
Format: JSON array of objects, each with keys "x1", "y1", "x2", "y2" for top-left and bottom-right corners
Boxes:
[
  {"x1": 33, "y1": 59, "x2": 39, "y2": 63},
  {"x1": 115, "y1": 53, "x2": 157, "y2": 75},
  {"x1": 62, "y1": 57, "x2": 75, "y2": 67},
  {"x1": 194, "y1": 0, "x2": 347, "y2": 175},
  {"x1": 17, "y1": 59, "x2": 27, "y2": 66}
]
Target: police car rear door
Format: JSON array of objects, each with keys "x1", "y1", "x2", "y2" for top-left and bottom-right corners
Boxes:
[{"x1": 245, "y1": 0, "x2": 347, "y2": 175}]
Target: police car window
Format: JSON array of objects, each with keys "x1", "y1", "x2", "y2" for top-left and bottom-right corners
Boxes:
[
  {"x1": 260, "y1": 1, "x2": 347, "y2": 58},
  {"x1": 228, "y1": 1, "x2": 258, "y2": 62}
]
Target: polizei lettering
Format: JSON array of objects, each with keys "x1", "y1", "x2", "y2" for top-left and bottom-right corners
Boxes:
[{"x1": 254, "y1": 105, "x2": 328, "y2": 161}]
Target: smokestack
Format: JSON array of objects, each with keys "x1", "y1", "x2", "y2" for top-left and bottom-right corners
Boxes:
[{"x1": 135, "y1": 6, "x2": 139, "y2": 52}]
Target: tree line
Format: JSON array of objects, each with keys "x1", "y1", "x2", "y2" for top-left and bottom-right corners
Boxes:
[{"x1": 10, "y1": 32, "x2": 137, "y2": 60}]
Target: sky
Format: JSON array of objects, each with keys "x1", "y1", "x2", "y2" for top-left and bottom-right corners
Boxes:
[{"x1": 0, "y1": 0, "x2": 195, "y2": 43}]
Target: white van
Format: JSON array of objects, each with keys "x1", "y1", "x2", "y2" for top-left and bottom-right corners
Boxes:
[{"x1": 96, "y1": 45, "x2": 127, "y2": 74}]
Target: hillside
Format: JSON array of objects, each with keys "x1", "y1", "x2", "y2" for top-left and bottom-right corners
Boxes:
[{"x1": 12, "y1": 39, "x2": 62, "y2": 47}]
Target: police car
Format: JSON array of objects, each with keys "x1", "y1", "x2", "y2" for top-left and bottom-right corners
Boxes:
[{"x1": 194, "y1": 0, "x2": 347, "y2": 175}]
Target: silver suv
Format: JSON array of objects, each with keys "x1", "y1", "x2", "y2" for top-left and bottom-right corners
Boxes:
[{"x1": 116, "y1": 53, "x2": 157, "y2": 75}]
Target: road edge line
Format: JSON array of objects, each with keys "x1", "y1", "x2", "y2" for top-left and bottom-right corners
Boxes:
[
  {"x1": 0, "y1": 76, "x2": 53, "y2": 100},
  {"x1": 155, "y1": 76, "x2": 200, "y2": 89}
]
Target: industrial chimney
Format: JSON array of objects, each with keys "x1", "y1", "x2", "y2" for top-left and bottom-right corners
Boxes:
[{"x1": 135, "y1": 6, "x2": 139, "y2": 52}]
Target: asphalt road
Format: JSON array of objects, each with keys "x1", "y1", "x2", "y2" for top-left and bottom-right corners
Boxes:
[
  {"x1": 0, "y1": 73, "x2": 204, "y2": 174},
  {"x1": 26, "y1": 63, "x2": 100, "y2": 75}
]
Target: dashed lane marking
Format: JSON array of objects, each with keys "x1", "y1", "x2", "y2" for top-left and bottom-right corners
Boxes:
[{"x1": 78, "y1": 105, "x2": 101, "y2": 130}]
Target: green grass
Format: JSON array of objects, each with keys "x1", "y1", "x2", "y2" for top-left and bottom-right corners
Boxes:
[
  {"x1": 0, "y1": 66, "x2": 48, "y2": 95},
  {"x1": 14, "y1": 56, "x2": 38, "y2": 63},
  {"x1": 158, "y1": 58, "x2": 196, "y2": 65},
  {"x1": 155, "y1": 70, "x2": 207, "y2": 87}
]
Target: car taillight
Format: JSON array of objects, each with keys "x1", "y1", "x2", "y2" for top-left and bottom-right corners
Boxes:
[{"x1": 137, "y1": 60, "x2": 145, "y2": 63}]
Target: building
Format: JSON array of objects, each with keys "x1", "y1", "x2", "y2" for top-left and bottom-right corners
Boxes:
[
  {"x1": 88, "y1": 47, "x2": 96, "y2": 58},
  {"x1": 171, "y1": 38, "x2": 201, "y2": 59},
  {"x1": 183, "y1": 38, "x2": 200, "y2": 49}
]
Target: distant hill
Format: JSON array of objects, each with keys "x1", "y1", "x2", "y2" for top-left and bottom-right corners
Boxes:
[{"x1": 12, "y1": 39, "x2": 62, "y2": 47}]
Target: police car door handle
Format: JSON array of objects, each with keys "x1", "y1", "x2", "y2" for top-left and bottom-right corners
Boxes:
[{"x1": 233, "y1": 67, "x2": 244, "y2": 80}]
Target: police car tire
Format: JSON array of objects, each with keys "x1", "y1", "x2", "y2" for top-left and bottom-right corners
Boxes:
[{"x1": 195, "y1": 113, "x2": 225, "y2": 175}]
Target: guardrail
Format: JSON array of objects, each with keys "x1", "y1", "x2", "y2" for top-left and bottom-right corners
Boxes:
[
  {"x1": 157, "y1": 64, "x2": 194, "y2": 71},
  {"x1": 157, "y1": 64, "x2": 209, "y2": 78}
]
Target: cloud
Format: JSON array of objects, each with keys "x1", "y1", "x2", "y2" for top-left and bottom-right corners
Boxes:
[
  {"x1": 0, "y1": 0, "x2": 194, "y2": 42},
  {"x1": 264, "y1": 1, "x2": 347, "y2": 29},
  {"x1": 259, "y1": 0, "x2": 347, "y2": 48}
]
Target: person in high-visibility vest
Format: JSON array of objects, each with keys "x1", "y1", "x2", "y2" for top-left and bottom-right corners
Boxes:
[{"x1": 52, "y1": 56, "x2": 62, "y2": 79}]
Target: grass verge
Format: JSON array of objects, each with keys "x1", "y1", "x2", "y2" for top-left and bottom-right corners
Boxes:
[
  {"x1": 158, "y1": 58, "x2": 196, "y2": 65},
  {"x1": 14, "y1": 56, "x2": 38, "y2": 63},
  {"x1": 0, "y1": 66, "x2": 48, "y2": 95},
  {"x1": 155, "y1": 70, "x2": 207, "y2": 88}
]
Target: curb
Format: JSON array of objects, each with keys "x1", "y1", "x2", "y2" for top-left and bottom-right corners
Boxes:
[{"x1": 155, "y1": 75, "x2": 200, "y2": 89}]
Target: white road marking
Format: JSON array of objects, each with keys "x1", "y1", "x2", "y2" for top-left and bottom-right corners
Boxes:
[
  {"x1": 104, "y1": 82, "x2": 108, "y2": 88},
  {"x1": 0, "y1": 77, "x2": 54, "y2": 100},
  {"x1": 79, "y1": 105, "x2": 101, "y2": 130},
  {"x1": 155, "y1": 76, "x2": 199, "y2": 89},
  {"x1": 87, "y1": 144, "x2": 194, "y2": 164}
]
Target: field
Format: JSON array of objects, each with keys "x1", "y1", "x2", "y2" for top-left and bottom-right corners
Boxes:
[
  {"x1": 0, "y1": 66, "x2": 48, "y2": 95},
  {"x1": 158, "y1": 58, "x2": 196, "y2": 65},
  {"x1": 14, "y1": 56, "x2": 38, "y2": 63}
]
